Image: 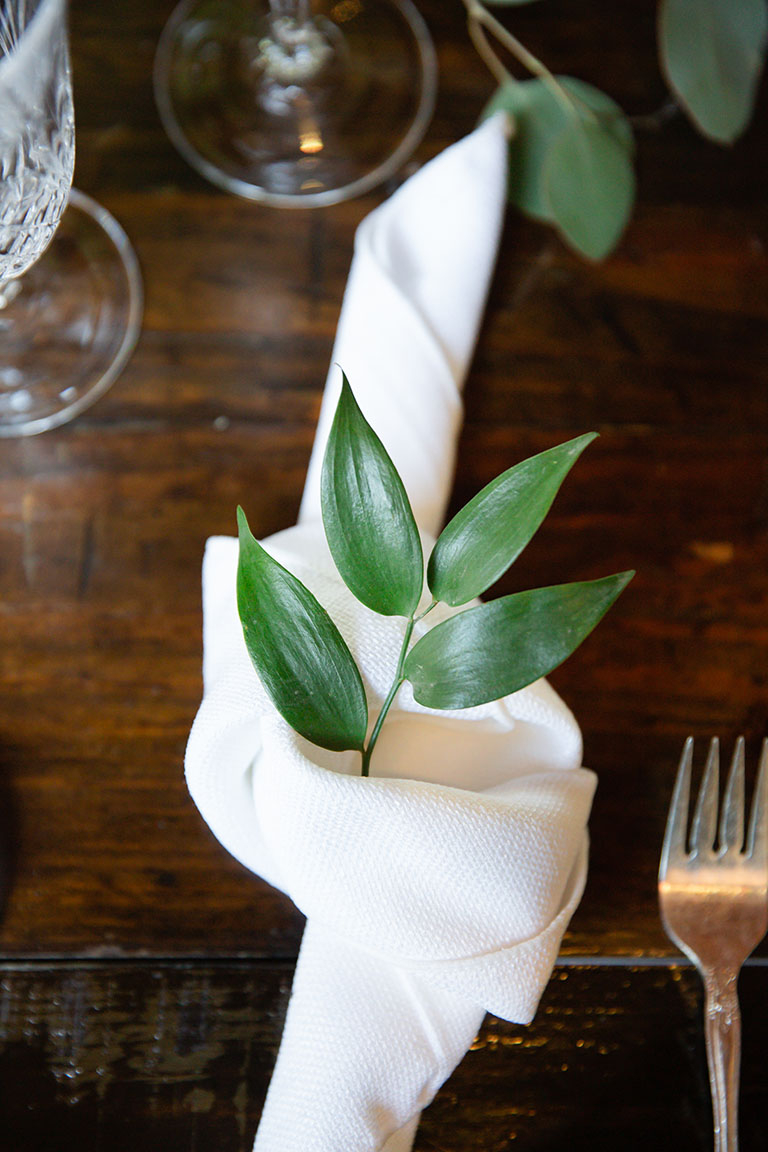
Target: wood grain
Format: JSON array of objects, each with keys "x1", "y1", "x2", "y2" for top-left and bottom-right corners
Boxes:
[
  {"x1": 0, "y1": 0, "x2": 766, "y2": 965},
  {"x1": 2, "y1": 1, "x2": 768, "y2": 1144},
  {"x1": 1, "y1": 962, "x2": 766, "y2": 1150}
]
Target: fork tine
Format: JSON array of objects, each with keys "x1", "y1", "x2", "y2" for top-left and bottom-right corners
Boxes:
[
  {"x1": 746, "y1": 737, "x2": 768, "y2": 864},
  {"x1": 719, "y1": 736, "x2": 745, "y2": 854},
  {"x1": 690, "y1": 737, "x2": 719, "y2": 855},
  {"x1": 660, "y1": 736, "x2": 694, "y2": 878}
]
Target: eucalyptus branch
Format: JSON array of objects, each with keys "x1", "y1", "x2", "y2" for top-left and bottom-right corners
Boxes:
[{"x1": 455, "y1": 0, "x2": 763, "y2": 261}]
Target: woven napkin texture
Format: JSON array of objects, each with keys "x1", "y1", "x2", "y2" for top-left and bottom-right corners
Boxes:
[
  {"x1": 186, "y1": 526, "x2": 595, "y2": 1152},
  {"x1": 185, "y1": 116, "x2": 596, "y2": 1152}
]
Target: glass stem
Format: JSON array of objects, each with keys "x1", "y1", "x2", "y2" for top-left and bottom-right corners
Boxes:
[
  {"x1": 261, "y1": 0, "x2": 333, "y2": 85},
  {"x1": 269, "y1": 0, "x2": 312, "y2": 33}
]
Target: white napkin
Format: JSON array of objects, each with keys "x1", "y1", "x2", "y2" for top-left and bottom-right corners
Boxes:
[
  {"x1": 299, "y1": 112, "x2": 513, "y2": 537},
  {"x1": 185, "y1": 114, "x2": 596, "y2": 1152}
]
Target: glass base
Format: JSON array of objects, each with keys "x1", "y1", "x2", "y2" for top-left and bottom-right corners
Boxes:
[
  {"x1": 154, "y1": 0, "x2": 437, "y2": 207},
  {"x1": 0, "y1": 188, "x2": 142, "y2": 438}
]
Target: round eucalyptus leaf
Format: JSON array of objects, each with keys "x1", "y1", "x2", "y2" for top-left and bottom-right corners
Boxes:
[
  {"x1": 404, "y1": 571, "x2": 634, "y2": 711},
  {"x1": 482, "y1": 76, "x2": 634, "y2": 223},
  {"x1": 321, "y1": 373, "x2": 423, "y2": 617},
  {"x1": 428, "y1": 433, "x2": 597, "y2": 607},
  {"x1": 544, "y1": 116, "x2": 636, "y2": 261},
  {"x1": 236, "y1": 508, "x2": 368, "y2": 752},
  {"x1": 659, "y1": 0, "x2": 768, "y2": 143}
]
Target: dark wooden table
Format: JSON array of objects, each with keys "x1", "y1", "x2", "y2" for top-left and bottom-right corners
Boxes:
[{"x1": 1, "y1": 0, "x2": 767, "y2": 1147}]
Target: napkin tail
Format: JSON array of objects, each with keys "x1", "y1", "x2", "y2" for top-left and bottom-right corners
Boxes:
[
  {"x1": 380, "y1": 1114, "x2": 420, "y2": 1152},
  {"x1": 252, "y1": 920, "x2": 485, "y2": 1152},
  {"x1": 298, "y1": 114, "x2": 509, "y2": 538}
]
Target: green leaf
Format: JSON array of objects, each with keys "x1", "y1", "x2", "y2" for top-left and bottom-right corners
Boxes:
[
  {"x1": 482, "y1": 76, "x2": 634, "y2": 224},
  {"x1": 543, "y1": 115, "x2": 636, "y2": 261},
  {"x1": 404, "y1": 571, "x2": 634, "y2": 710},
  {"x1": 321, "y1": 373, "x2": 423, "y2": 617},
  {"x1": 659, "y1": 0, "x2": 768, "y2": 144},
  {"x1": 236, "y1": 507, "x2": 368, "y2": 751},
  {"x1": 428, "y1": 433, "x2": 597, "y2": 607}
]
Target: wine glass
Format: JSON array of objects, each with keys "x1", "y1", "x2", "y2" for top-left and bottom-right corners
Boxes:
[
  {"x1": 154, "y1": 0, "x2": 437, "y2": 207},
  {"x1": 0, "y1": 0, "x2": 142, "y2": 438}
]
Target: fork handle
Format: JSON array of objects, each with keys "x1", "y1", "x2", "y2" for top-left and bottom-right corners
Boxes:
[{"x1": 702, "y1": 967, "x2": 741, "y2": 1152}]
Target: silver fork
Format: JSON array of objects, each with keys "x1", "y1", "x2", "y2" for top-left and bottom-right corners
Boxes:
[{"x1": 658, "y1": 736, "x2": 768, "y2": 1152}]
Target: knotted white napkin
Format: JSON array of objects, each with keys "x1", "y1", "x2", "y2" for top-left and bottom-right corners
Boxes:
[{"x1": 185, "y1": 114, "x2": 596, "y2": 1152}]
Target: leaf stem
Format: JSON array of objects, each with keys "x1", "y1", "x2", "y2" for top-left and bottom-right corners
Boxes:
[
  {"x1": 360, "y1": 616, "x2": 413, "y2": 776},
  {"x1": 466, "y1": 4, "x2": 512, "y2": 90},
  {"x1": 414, "y1": 597, "x2": 438, "y2": 623},
  {"x1": 360, "y1": 600, "x2": 438, "y2": 777}
]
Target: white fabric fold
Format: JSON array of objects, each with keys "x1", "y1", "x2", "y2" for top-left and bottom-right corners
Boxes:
[
  {"x1": 299, "y1": 113, "x2": 510, "y2": 537},
  {"x1": 185, "y1": 116, "x2": 596, "y2": 1152}
]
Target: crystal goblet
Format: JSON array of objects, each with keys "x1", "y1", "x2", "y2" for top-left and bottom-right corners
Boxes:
[{"x1": 0, "y1": 0, "x2": 142, "y2": 437}]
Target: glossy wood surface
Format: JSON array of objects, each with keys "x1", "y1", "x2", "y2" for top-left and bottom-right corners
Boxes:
[
  {"x1": 1, "y1": 0, "x2": 767, "y2": 1145},
  {"x1": 1, "y1": 961, "x2": 767, "y2": 1150}
]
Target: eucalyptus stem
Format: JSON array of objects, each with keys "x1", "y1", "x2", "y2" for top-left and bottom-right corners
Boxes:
[
  {"x1": 462, "y1": 0, "x2": 581, "y2": 122},
  {"x1": 466, "y1": 5, "x2": 511, "y2": 90},
  {"x1": 360, "y1": 600, "x2": 437, "y2": 777}
]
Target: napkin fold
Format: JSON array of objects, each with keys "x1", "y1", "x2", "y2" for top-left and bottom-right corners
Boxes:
[
  {"x1": 185, "y1": 115, "x2": 596, "y2": 1152},
  {"x1": 299, "y1": 112, "x2": 511, "y2": 537}
]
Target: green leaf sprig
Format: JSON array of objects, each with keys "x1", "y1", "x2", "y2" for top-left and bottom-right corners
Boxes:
[
  {"x1": 237, "y1": 373, "x2": 633, "y2": 776},
  {"x1": 467, "y1": 0, "x2": 767, "y2": 259}
]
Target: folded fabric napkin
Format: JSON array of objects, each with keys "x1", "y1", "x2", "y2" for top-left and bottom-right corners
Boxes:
[{"x1": 185, "y1": 114, "x2": 596, "y2": 1152}]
